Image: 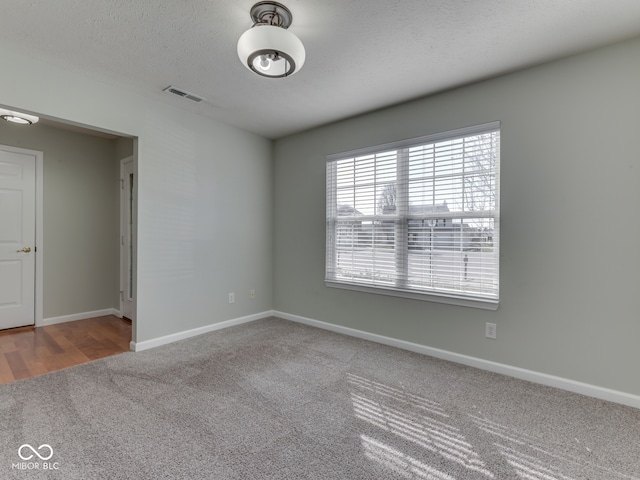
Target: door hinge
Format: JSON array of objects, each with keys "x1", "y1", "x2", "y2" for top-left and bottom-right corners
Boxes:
[{"x1": 120, "y1": 178, "x2": 124, "y2": 190}]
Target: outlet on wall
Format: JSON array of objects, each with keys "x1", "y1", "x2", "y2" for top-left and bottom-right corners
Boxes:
[
  {"x1": 228, "y1": 292, "x2": 235, "y2": 304},
  {"x1": 485, "y1": 322, "x2": 497, "y2": 339}
]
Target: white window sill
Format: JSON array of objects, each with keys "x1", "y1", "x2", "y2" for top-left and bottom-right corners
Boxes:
[{"x1": 325, "y1": 280, "x2": 499, "y2": 311}]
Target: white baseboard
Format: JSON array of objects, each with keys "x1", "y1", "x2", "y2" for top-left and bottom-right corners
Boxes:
[
  {"x1": 40, "y1": 308, "x2": 121, "y2": 327},
  {"x1": 273, "y1": 310, "x2": 640, "y2": 410},
  {"x1": 130, "y1": 311, "x2": 273, "y2": 352}
]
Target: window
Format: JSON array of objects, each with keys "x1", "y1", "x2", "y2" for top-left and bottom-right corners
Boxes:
[{"x1": 325, "y1": 122, "x2": 500, "y2": 309}]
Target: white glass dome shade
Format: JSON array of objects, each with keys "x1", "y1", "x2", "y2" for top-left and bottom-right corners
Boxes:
[
  {"x1": 0, "y1": 108, "x2": 39, "y2": 125},
  {"x1": 237, "y1": 24, "x2": 305, "y2": 78}
]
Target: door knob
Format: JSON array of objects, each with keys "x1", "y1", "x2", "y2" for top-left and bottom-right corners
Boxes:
[{"x1": 16, "y1": 247, "x2": 31, "y2": 253}]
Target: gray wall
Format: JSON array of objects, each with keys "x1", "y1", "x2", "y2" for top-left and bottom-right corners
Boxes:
[
  {"x1": 0, "y1": 41, "x2": 274, "y2": 344},
  {"x1": 273, "y1": 37, "x2": 640, "y2": 396},
  {"x1": 115, "y1": 136, "x2": 134, "y2": 160},
  {"x1": 0, "y1": 122, "x2": 120, "y2": 318}
]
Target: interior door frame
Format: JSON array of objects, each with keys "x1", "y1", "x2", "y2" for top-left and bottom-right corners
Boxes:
[
  {"x1": 34, "y1": 148, "x2": 43, "y2": 326},
  {"x1": 1, "y1": 144, "x2": 44, "y2": 327},
  {"x1": 119, "y1": 155, "x2": 135, "y2": 322}
]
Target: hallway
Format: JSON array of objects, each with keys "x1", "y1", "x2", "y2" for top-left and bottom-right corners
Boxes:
[{"x1": 0, "y1": 315, "x2": 131, "y2": 385}]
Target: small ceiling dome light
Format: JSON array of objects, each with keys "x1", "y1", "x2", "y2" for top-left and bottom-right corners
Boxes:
[
  {"x1": 237, "y1": 1, "x2": 305, "y2": 78},
  {"x1": 0, "y1": 108, "x2": 39, "y2": 125}
]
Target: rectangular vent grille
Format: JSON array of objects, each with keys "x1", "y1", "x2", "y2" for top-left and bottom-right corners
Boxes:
[{"x1": 163, "y1": 86, "x2": 205, "y2": 103}]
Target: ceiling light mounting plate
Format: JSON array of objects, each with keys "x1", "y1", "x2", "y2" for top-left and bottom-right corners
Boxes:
[{"x1": 250, "y1": 1, "x2": 293, "y2": 29}]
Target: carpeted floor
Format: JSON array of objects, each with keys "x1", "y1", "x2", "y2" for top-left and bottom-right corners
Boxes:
[{"x1": 0, "y1": 317, "x2": 638, "y2": 479}]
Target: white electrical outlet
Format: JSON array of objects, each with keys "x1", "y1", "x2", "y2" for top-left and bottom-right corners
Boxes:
[
  {"x1": 228, "y1": 292, "x2": 235, "y2": 304},
  {"x1": 485, "y1": 322, "x2": 497, "y2": 339},
  {"x1": 250, "y1": 289, "x2": 255, "y2": 299}
]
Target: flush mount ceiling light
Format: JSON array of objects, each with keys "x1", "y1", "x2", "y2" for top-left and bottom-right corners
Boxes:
[
  {"x1": 237, "y1": 1, "x2": 305, "y2": 78},
  {"x1": 0, "y1": 108, "x2": 39, "y2": 125}
]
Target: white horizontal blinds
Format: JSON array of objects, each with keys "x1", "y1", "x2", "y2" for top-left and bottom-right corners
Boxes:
[
  {"x1": 405, "y1": 131, "x2": 499, "y2": 298},
  {"x1": 326, "y1": 122, "x2": 499, "y2": 303},
  {"x1": 328, "y1": 150, "x2": 400, "y2": 286}
]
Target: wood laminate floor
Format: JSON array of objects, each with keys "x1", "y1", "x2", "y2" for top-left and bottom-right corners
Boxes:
[{"x1": 0, "y1": 315, "x2": 131, "y2": 385}]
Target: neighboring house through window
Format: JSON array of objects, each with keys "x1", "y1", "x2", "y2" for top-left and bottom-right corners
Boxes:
[{"x1": 325, "y1": 122, "x2": 500, "y2": 309}]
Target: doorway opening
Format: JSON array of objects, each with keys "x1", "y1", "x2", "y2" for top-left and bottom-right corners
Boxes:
[{"x1": 0, "y1": 112, "x2": 137, "y2": 347}]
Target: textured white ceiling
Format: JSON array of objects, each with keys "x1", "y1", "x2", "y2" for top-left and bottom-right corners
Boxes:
[{"x1": 3, "y1": 1, "x2": 640, "y2": 138}]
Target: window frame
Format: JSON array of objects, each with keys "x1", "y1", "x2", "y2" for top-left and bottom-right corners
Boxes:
[{"x1": 325, "y1": 122, "x2": 500, "y2": 310}]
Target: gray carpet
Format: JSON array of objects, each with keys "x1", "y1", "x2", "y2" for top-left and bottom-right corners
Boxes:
[{"x1": 0, "y1": 317, "x2": 638, "y2": 479}]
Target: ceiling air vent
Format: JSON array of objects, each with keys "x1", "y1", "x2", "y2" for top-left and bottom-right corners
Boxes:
[{"x1": 163, "y1": 86, "x2": 206, "y2": 103}]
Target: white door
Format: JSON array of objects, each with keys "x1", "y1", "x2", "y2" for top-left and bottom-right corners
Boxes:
[
  {"x1": 0, "y1": 146, "x2": 36, "y2": 330},
  {"x1": 120, "y1": 157, "x2": 134, "y2": 320}
]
